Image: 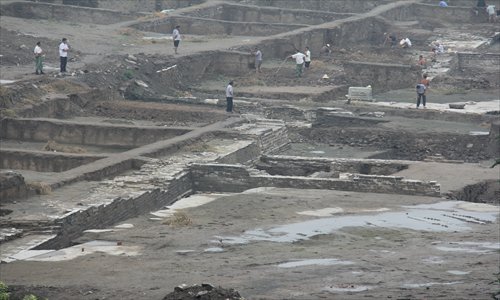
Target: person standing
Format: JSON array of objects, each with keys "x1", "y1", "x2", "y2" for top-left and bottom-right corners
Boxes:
[
  {"x1": 417, "y1": 55, "x2": 426, "y2": 66},
  {"x1": 172, "y1": 25, "x2": 181, "y2": 54},
  {"x1": 59, "y1": 38, "x2": 70, "y2": 74},
  {"x1": 226, "y1": 80, "x2": 234, "y2": 113},
  {"x1": 416, "y1": 74, "x2": 430, "y2": 108},
  {"x1": 486, "y1": 5, "x2": 496, "y2": 22},
  {"x1": 304, "y1": 46, "x2": 311, "y2": 69},
  {"x1": 289, "y1": 50, "x2": 306, "y2": 78},
  {"x1": 34, "y1": 41, "x2": 44, "y2": 75},
  {"x1": 253, "y1": 47, "x2": 262, "y2": 73}
]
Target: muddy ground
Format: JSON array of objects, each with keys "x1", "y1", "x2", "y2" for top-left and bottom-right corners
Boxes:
[
  {"x1": 1, "y1": 189, "x2": 499, "y2": 300},
  {"x1": 0, "y1": 0, "x2": 499, "y2": 299}
]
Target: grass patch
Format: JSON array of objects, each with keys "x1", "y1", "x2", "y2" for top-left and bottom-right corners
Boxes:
[
  {"x1": 122, "y1": 69, "x2": 135, "y2": 80},
  {"x1": 163, "y1": 211, "x2": 193, "y2": 227},
  {"x1": 0, "y1": 109, "x2": 17, "y2": 118}
]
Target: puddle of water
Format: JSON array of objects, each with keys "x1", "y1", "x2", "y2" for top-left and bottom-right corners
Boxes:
[
  {"x1": 297, "y1": 207, "x2": 344, "y2": 217},
  {"x1": 115, "y1": 223, "x2": 134, "y2": 229},
  {"x1": 0, "y1": 80, "x2": 16, "y2": 85},
  {"x1": 278, "y1": 258, "x2": 353, "y2": 268},
  {"x1": 454, "y1": 241, "x2": 500, "y2": 249},
  {"x1": 435, "y1": 246, "x2": 492, "y2": 254},
  {"x1": 84, "y1": 229, "x2": 114, "y2": 233},
  {"x1": 457, "y1": 202, "x2": 499, "y2": 212},
  {"x1": 323, "y1": 284, "x2": 371, "y2": 292},
  {"x1": 216, "y1": 201, "x2": 498, "y2": 244},
  {"x1": 422, "y1": 256, "x2": 445, "y2": 264},
  {"x1": 447, "y1": 270, "x2": 470, "y2": 275},
  {"x1": 310, "y1": 150, "x2": 325, "y2": 154},
  {"x1": 403, "y1": 281, "x2": 462, "y2": 288},
  {"x1": 21, "y1": 240, "x2": 139, "y2": 262},
  {"x1": 151, "y1": 194, "x2": 225, "y2": 218},
  {"x1": 204, "y1": 247, "x2": 224, "y2": 253},
  {"x1": 175, "y1": 250, "x2": 196, "y2": 255}
]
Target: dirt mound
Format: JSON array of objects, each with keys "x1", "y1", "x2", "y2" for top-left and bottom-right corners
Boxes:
[
  {"x1": 163, "y1": 283, "x2": 244, "y2": 300},
  {"x1": 0, "y1": 28, "x2": 60, "y2": 66},
  {"x1": 450, "y1": 179, "x2": 500, "y2": 205}
]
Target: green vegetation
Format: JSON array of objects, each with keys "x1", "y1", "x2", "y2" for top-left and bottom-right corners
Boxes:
[
  {"x1": 122, "y1": 69, "x2": 135, "y2": 80},
  {"x1": 0, "y1": 281, "x2": 9, "y2": 300}
]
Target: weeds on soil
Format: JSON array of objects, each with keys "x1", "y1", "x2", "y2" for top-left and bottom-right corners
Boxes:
[
  {"x1": 163, "y1": 211, "x2": 193, "y2": 227},
  {"x1": 28, "y1": 182, "x2": 52, "y2": 195}
]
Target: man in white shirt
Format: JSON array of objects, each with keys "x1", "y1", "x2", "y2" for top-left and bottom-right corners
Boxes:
[
  {"x1": 59, "y1": 38, "x2": 70, "y2": 73},
  {"x1": 486, "y1": 5, "x2": 496, "y2": 23},
  {"x1": 34, "y1": 41, "x2": 44, "y2": 75},
  {"x1": 289, "y1": 50, "x2": 306, "y2": 77},
  {"x1": 226, "y1": 80, "x2": 234, "y2": 113},
  {"x1": 172, "y1": 25, "x2": 181, "y2": 54},
  {"x1": 253, "y1": 47, "x2": 262, "y2": 73},
  {"x1": 304, "y1": 46, "x2": 311, "y2": 70}
]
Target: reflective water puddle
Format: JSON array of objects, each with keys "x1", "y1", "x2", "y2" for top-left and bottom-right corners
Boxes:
[
  {"x1": 214, "y1": 201, "x2": 498, "y2": 244},
  {"x1": 278, "y1": 258, "x2": 353, "y2": 268}
]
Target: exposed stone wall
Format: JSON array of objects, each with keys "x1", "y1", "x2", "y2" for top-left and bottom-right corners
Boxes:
[
  {"x1": 456, "y1": 53, "x2": 500, "y2": 86},
  {"x1": 190, "y1": 163, "x2": 441, "y2": 197},
  {"x1": 0, "y1": 2, "x2": 143, "y2": 24},
  {"x1": 186, "y1": 3, "x2": 353, "y2": 25},
  {"x1": 343, "y1": 61, "x2": 421, "y2": 93},
  {"x1": 216, "y1": 141, "x2": 261, "y2": 164},
  {"x1": 382, "y1": 3, "x2": 486, "y2": 24},
  {"x1": 37, "y1": 171, "x2": 193, "y2": 249},
  {"x1": 314, "y1": 111, "x2": 389, "y2": 127},
  {"x1": 0, "y1": 118, "x2": 191, "y2": 148},
  {"x1": 96, "y1": 0, "x2": 203, "y2": 12},
  {"x1": 233, "y1": 0, "x2": 392, "y2": 13},
  {"x1": 293, "y1": 127, "x2": 492, "y2": 162},
  {"x1": 132, "y1": 16, "x2": 303, "y2": 36},
  {"x1": 0, "y1": 150, "x2": 105, "y2": 173},
  {"x1": 257, "y1": 155, "x2": 409, "y2": 176},
  {"x1": 489, "y1": 121, "x2": 500, "y2": 158},
  {"x1": 233, "y1": 119, "x2": 291, "y2": 154}
]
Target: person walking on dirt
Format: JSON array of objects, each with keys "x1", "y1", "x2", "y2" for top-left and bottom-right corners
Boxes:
[
  {"x1": 304, "y1": 46, "x2": 311, "y2": 70},
  {"x1": 416, "y1": 74, "x2": 430, "y2": 108},
  {"x1": 289, "y1": 50, "x2": 306, "y2": 78},
  {"x1": 226, "y1": 80, "x2": 234, "y2": 113},
  {"x1": 172, "y1": 25, "x2": 181, "y2": 54},
  {"x1": 34, "y1": 41, "x2": 44, "y2": 75},
  {"x1": 253, "y1": 47, "x2": 263, "y2": 73},
  {"x1": 486, "y1": 5, "x2": 496, "y2": 22},
  {"x1": 59, "y1": 38, "x2": 70, "y2": 74}
]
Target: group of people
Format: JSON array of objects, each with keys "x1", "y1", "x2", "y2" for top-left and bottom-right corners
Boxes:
[
  {"x1": 33, "y1": 38, "x2": 70, "y2": 75},
  {"x1": 384, "y1": 33, "x2": 412, "y2": 49}
]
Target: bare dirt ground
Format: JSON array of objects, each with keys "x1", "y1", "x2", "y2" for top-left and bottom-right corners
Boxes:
[
  {"x1": 0, "y1": 0, "x2": 499, "y2": 299},
  {"x1": 1, "y1": 189, "x2": 499, "y2": 300}
]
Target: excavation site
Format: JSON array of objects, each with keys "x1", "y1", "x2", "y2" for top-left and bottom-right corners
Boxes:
[{"x1": 0, "y1": 0, "x2": 499, "y2": 299}]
